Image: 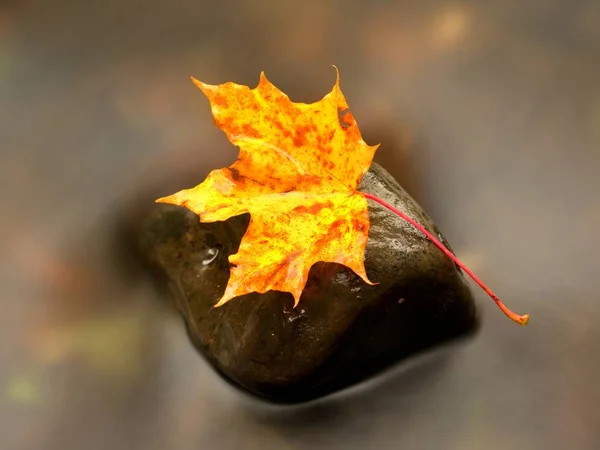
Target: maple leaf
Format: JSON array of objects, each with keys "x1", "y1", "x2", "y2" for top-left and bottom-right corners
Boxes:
[
  {"x1": 157, "y1": 68, "x2": 379, "y2": 307},
  {"x1": 156, "y1": 68, "x2": 530, "y2": 326}
]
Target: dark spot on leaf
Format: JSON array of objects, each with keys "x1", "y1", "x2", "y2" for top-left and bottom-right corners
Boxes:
[
  {"x1": 292, "y1": 200, "x2": 333, "y2": 216},
  {"x1": 326, "y1": 130, "x2": 335, "y2": 144},
  {"x1": 293, "y1": 125, "x2": 310, "y2": 147},
  {"x1": 292, "y1": 204, "x2": 322, "y2": 215},
  {"x1": 213, "y1": 93, "x2": 228, "y2": 108},
  {"x1": 330, "y1": 219, "x2": 346, "y2": 230},
  {"x1": 241, "y1": 123, "x2": 259, "y2": 138},
  {"x1": 226, "y1": 167, "x2": 266, "y2": 187},
  {"x1": 351, "y1": 218, "x2": 365, "y2": 231},
  {"x1": 338, "y1": 108, "x2": 351, "y2": 129},
  {"x1": 228, "y1": 167, "x2": 241, "y2": 181}
]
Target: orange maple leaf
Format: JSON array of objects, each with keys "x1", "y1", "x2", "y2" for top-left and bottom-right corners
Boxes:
[
  {"x1": 156, "y1": 69, "x2": 530, "y2": 326},
  {"x1": 157, "y1": 68, "x2": 379, "y2": 307}
]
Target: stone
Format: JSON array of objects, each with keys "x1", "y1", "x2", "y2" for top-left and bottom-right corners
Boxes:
[{"x1": 119, "y1": 162, "x2": 478, "y2": 403}]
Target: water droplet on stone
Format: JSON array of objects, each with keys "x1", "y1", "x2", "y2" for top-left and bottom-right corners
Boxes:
[
  {"x1": 283, "y1": 307, "x2": 307, "y2": 323},
  {"x1": 200, "y1": 246, "x2": 220, "y2": 266}
]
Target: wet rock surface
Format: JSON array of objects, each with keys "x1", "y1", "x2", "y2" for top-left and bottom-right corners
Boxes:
[{"x1": 120, "y1": 162, "x2": 478, "y2": 403}]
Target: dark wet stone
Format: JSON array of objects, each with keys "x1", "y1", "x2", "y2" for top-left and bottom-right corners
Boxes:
[{"x1": 120, "y1": 162, "x2": 478, "y2": 403}]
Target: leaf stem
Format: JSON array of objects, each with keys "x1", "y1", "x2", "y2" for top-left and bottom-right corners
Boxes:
[{"x1": 363, "y1": 192, "x2": 529, "y2": 326}]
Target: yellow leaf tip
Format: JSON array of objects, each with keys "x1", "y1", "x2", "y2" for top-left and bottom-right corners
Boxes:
[
  {"x1": 331, "y1": 64, "x2": 340, "y2": 87},
  {"x1": 155, "y1": 193, "x2": 181, "y2": 205},
  {"x1": 519, "y1": 314, "x2": 530, "y2": 326},
  {"x1": 214, "y1": 294, "x2": 232, "y2": 308},
  {"x1": 292, "y1": 295, "x2": 301, "y2": 308},
  {"x1": 258, "y1": 71, "x2": 272, "y2": 89},
  {"x1": 362, "y1": 275, "x2": 378, "y2": 286},
  {"x1": 191, "y1": 76, "x2": 216, "y2": 94},
  {"x1": 214, "y1": 285, "x2": 239, "y2": 307}
]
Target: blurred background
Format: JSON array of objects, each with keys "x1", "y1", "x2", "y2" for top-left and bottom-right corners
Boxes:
[{"x1": 1, "y1": 0, "x2": 600, "y2": 449}]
